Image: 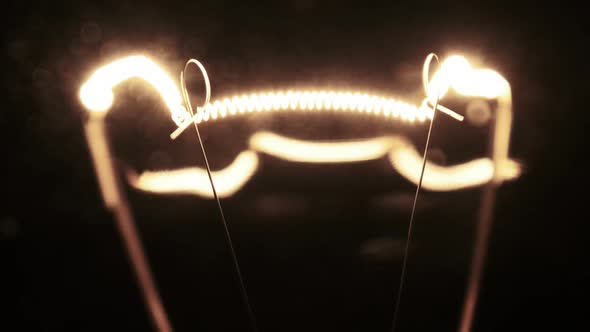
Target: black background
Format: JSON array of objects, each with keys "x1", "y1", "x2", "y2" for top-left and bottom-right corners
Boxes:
[{"x1": 3, "y1": 1, "x2": 588, "y2": 331}]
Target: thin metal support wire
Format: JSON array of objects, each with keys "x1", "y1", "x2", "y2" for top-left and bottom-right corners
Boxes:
[
  {"x1": 458, "y1": 151, "x2": 499, "y2": 332},
  {"x1": 180, "y1": 60, "x2": 259, "y2": 332},
  {"x1": 113, "y1": 198, "x2": 174, "y2": 332},
  {"x1": 84, "y1": 119, "x2": 173, "y2": 332},
  {"x1": 391, "y1": 53, "x2": 441, "y2": 332}
]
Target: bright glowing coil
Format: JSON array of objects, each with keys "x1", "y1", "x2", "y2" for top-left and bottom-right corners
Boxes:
[
  {"x1": 195, "y1": 91, "x2": 431, "y2": 122},
  {"x1": 80, "y1": 54, "x2": 518, "y2": 198},
  {"x1": 169, "y1": 90, "x2": 446, "y2": 139},
  {"x1": 79, "y1": 55, "x2": 506, "y2": 131}
]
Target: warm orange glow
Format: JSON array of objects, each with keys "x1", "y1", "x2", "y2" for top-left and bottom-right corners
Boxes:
[
  {"x1": 169, "y1": 90, "x2": 452, "y2": 139},
  {"x1": 249, "y1": 131, "x2": 397, "y2": 163},
  {"x1": 387, "y1": 137, "x2": 521, "y2": 191},
  {"x1": 79, "y1": 55, "x2": 191, "y2": 126},
  {"x1": 79, "y1": 54, "x2": 516, "y2": 332},
  {"x1": 172, "y1": 55, "x2": 511, "y2": 138},
  {"x1": 128, "y1": 150, "x2": 259, "y2": 198},
  {"x1": 197, "y1": 91, "x2": 431, "y2": 121},
  {"x1": 80, "y1": 54, "x2": 517, "y2": 196},
  {"x1": 425, "y1": 55, "x2": 509, "y2": 102},
  {"x1": 129, "y1": 131, "x2": 521, "y2": 197},
  {"x1": 79, "y1": 54, "x2": 506, "y2": 131}
]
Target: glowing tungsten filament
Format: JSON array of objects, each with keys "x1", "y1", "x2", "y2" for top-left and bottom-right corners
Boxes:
[
  {"x1": 130, "y1": 131, "x2": 521, "y2": 198},
  {"x1": 387, "y1": 137, "x2": 521, "y2": 191},
  {"x1": 249, "y1": 131, "x2": 521, "y2": 187},
  {"x1": 79, "y1": 53, "x2": 517, "y2": 198},
  {"x1": 200, "y1": 91, "x2": 431, "y2": 123},
  {"x1": 169, "y1": 89, "x2": 465, "y2": 139},
  {"x1": 80, "y1": 55, "x2": 191, "y2": 126},
  {"x1": 249, "y1": 131, "x2": 397, "y2": 163},
  {"x1": 79, "y1": 55, "x2": 193, "y2": 206},
  {"x1": 128, "y1": 150, "x2": 259, "y2": 198},
  {"x1": 170, "y1": 56, "x2": 492, "y2": 139},
  {"x1": 78, "y1": 54, "x2": 517, "y2": 332},
  {"x1": 425, "y1": 55, "x2": 509, "y2": 102},
  {"x1": 78, "y1": 55, "x2": 186, "y2": 332}
]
